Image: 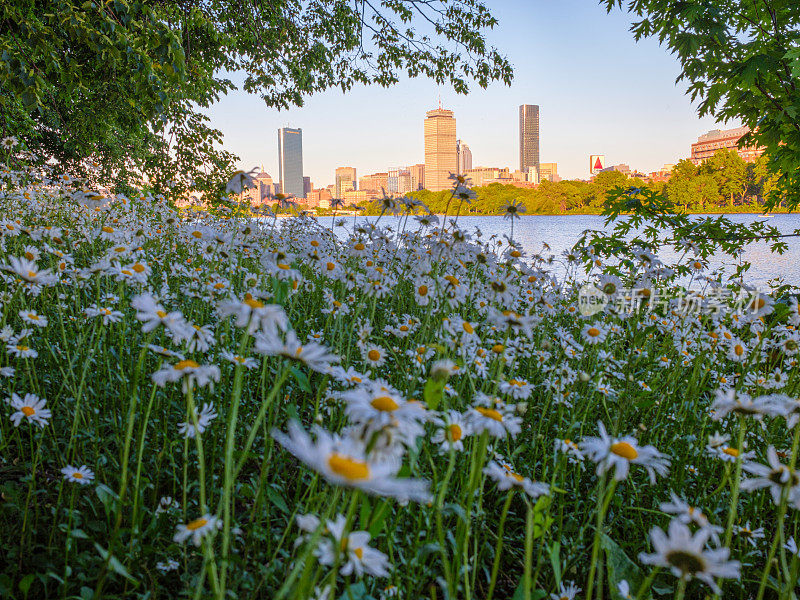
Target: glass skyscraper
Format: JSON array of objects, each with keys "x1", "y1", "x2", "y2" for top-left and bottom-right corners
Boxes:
[
  {"x1": 519, "y1": 104, "x2": 540, "y2": 175},
  {"x1": 278, "y1": 127, "x2": 304, "y2": 199}
]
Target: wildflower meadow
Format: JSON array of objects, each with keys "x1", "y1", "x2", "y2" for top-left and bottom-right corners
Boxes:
[{"x1": 1, "y1": 148, "x2": 800, "y2": 600}]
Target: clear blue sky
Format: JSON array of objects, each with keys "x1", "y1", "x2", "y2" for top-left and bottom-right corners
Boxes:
[{"x1": 208, "y1": 0, "x2": 732, "y2": 187}]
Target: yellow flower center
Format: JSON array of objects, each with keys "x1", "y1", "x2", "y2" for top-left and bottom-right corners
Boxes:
[
  {"x1": 186, "y1": 518, "x2": 208, "y2": 531},
  {"x1": 175, "y1": 360, "x2": 200, "y2": 370},
  {"x1": 354, "y1": 547, "x2": 364, "y2": 559},
  {"x1": 370, "y1": 396, "x2": 399, "y2": 412},
  {"x1": 587, "y1": 327, "x2": 601, "y2": 337},
  {"x1": 326, "y1": 262, "x2": 336, "y2": 271},
  {"x1": 723, "y1": 447, "x2": 739, "y2": 458},
  {"x1": 444, "y1": 275, "x2": 459, "y2": 286},
  {"x1": 491, "y1": 344, "x2": 504, "y2": 354},
  {"x1": 734, "y1": 344, "x2": 744, "y2": 356},
  {"x1": 24, "y1": 252, "x2": 34, "y2": 260},
  {"x1": 367, "y1": 349, "x2": 381, "y2": 362},
  {"x1": 610, "y1": 441, "x2": 638, "y2": 460},
  {"x1": 463, "y1": 322, "x2": 474, "y2": 334},
  {"x1": 354, "y1": 242, "x2": 365, "y2": 251},
  {"x1": 510, "y1": 250, "x2": 521, "y2": 258},
  {"x1": 156, "y1": 310, "x2": 167, "y2": 319},
  {"x1": 72, "y1": 472, "x2": 84, "y2": 479},
  {"x1": 328, "y1": 454, "x2": 370, "y2": 481},
  {"x1": 22, "y1": 406, "x2": 36, "y2": 417},
  {"x1": 102, "y1": 226, "x2": 114, "y2": 233},
  {"x1": 476, "y1": 407, "x2": 503, "y2": 422},
  {"x1": 27, "y1": 271, "x2": 37, "y2": 279},
  {"x1": 448, "y1": 424, "x2": 463, "y2": 442},
  {"x1": 132, "y1": 263, "x2": 146, "y2": 273},
  {"x1": 417, "y1": 285, "x2": 428, "y2": 296},
  {"x1": 192, "y1": 231, "x2": 202, "y2": 238},
  {"x1": 244, "y1": 297, "x2": 264, "y2": 309}
]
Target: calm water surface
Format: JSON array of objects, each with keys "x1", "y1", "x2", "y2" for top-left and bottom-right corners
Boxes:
[{"x1": 312, "y1": 214, "x2": 800, "y2": 285}]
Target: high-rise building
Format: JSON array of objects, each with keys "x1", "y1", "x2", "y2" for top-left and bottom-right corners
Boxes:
[
  {"x1": 424, "y1": 108, "x2": 457, "y2": 192},
  {"x1": 335, "y1": 167, "x2": 357, "y2": 199},
  {"x1": 278, "y1": 127, "x2": 304, "y2": 198},
  {"x1": 303, "y1": 176, "x2": 312, "y2": 197},
  {"x1": 519, "y1": 105, "x2": 540, "y2": 174},
  {"x1": 457, "y1": 140, "x2": 473, "y2": 175}
]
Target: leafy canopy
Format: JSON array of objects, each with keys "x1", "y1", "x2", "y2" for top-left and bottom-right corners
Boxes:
[
  {"x1": 601, "y1": 0, "x2": 800, "y2": 209},
  {"x1": 0, "y1": 0, "x2": 512, "y2": 197}
]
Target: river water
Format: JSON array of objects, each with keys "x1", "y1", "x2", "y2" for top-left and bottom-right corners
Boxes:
[{"x1": 310, "y1": 214, "x2": 800, "y2": 286}]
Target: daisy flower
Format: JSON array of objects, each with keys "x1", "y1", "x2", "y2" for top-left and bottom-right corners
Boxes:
[
  {"x1": 152, "y1": 360, "x2": 220, "y2": 391},
  {"x1": 581, "y1": 323, "x2": 609, "y2": 344},
  {"x1": 254, "y1": 330, "x2": 339, "y2": 374},
  {"x1": 271, "y1": 421, "x2": 432, "y2": 503},
  {"x1": 741, "y1": 446, "x2": 800, "y2": 508},
  {"x1": 61, "y1": 465, "x2": 95, "y2": 485},
  {"x1": 484, "y1": 460, "x2": 550, "y2": 499},
  {"x1": 467, "y1": 396, "x2": 522, "y2": 439},
  {"x1": 218, "y1": 294, "x2": 287, "y2": 335},
  {"x1": 362, "y1": 344, "x2": 388, "y2": 368},
  {"x1": 19, "y1": 310, "x2": 47, "y2": 328},
  {"x1": 316, "y1": 515, "x2": 390, "y2": 578},
  {"x1": 550, "y1": 580, "x2": 580, "y2": 600},
  {"x1": 341, "y1": 383, "x2": 426, "y2": 431},
  {"x1": 431, "y1": 410, "x2": 472, "y2": 452},
  {"x1": 177, "y1": 402, "x2": 219, "y2": 438},
  {"x1": 156, "y1": 559, "x2": 180, "y2": 573},
  {"x1": 639, "y1": 519, "x2": 740, "y2": 594},
  {"x1": 7, "y1": 393, "x2": 51, "y2": 427},
  {"x1": 221, "y1": 351, "x2": 259, "y2": 369},
  {"x1": 579, "y1": 421, "x2": 670, "y2": 483},
  {"x1": 173, "y1": 513, "x2": 221, "y2": 546}
]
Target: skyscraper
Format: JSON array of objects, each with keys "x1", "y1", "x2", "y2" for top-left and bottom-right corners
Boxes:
[
  {"x1": 278, "y1": 127, "x2": 304, "y2": 198},
  {"x1": 335, "y1": 167, "x2": 357, "y2": 199},
  {"x1": 424, "y1": 108, "x2": 457, "y2": 192},
  {"x1": 519, "y1": 105, "x2": 540, "y2": 175},
  {"x1": 457, "y1": 140, "x2": 473, "y2": 175}
]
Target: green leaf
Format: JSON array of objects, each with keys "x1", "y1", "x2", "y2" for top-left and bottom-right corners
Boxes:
[
  {"x1": 290, "y1": 366, "x2": 311, "y2": 393},
  {"x1": 19, "y1": 574, "x2": 35, "y2": 595},
  {"x1": 94, "y1": 544, "x2": 137, "y2": 584},
  {"x1": 601, "y1": 533, "x2": 650, "y2": 600},
  {"x1": 423, "y1": 377, "x2": 446, "y2": 410}
]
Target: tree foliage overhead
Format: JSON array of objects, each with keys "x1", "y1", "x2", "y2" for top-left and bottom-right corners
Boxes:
[
  {"x1": 601, "y1": 0, "x2": 800, "y2": 209},
  {"x1": 0, "y1": 0, "x2": 512, "y2": 195}
]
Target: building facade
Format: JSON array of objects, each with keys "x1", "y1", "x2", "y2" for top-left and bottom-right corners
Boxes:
[
  {"x1": 464, "y1": 167, "x2": 510, "y2": 188},
  {"x1": 359, "y1": 173, "x2": 389, "y2": 197},
  {"x1": 519, "y1": 105, "x2": 540, "y2": 175},
  {"x1": 408, "y1": 164, "x2": 425, "y2": 191},
  {"x1": 278, "y1": 127, "x2": 304, "y2": 198},
  {"x1": 690, "y1": 126, "x2": 765, "y2": 164},
  {"x1": 335, "y1": 167, "x2": 357, "y2": 199},
  {"x1": 240, "y1": 169, "x2": 274, "y2": 205},
  {"x1": 457, "y1": 140, "x2": 473, "y2": 175},
  {"x1": 424, "y1": 108, "x2": 458, "y2": 192},
  {"x1": 538, "y1": 163, "x2": 560, "y2": 182}
]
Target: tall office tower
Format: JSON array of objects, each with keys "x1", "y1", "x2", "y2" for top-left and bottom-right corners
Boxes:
[
  {"x1": 424, "y1": 108, "x2": 457, "y2": 192},
  {"x1": 519, "y1": 105, "x2": 540, "y2": 175},
  {"x1": 335, "y1": 167, "x2": 357, "y2": 199},
  {"x1": 303, "y1": 176, "x2": 312, "y2": 197},
  {"x1": 278, "y1": 127, "x2": 304, "y2": 198},
  {"x1": 456, "y1": 140, "x2": 473, "y2": 175}
]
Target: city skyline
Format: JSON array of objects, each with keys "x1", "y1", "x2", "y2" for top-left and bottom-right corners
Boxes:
[{"x1": 211, "y1": 0, "x2": 734, "y2": 187}]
